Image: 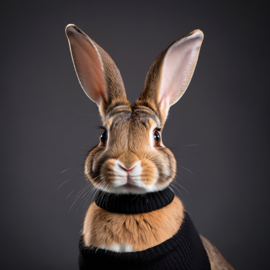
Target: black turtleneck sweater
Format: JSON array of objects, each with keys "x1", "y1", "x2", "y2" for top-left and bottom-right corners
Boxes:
[{"x1": 79, "y1": 187, "x2": 211, "y2": 270}]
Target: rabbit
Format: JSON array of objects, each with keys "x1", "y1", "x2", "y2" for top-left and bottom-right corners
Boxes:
[{"x1": 65, "y1": 24, "x2": 234, "y2": 270}]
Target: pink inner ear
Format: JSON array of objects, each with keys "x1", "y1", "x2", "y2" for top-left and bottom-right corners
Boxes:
[
  {"x1": 159, "y1": 33, "x2": 203, "y2": 110},
  {"x1": 72, "y1": 43, "x2": 105, "y2": 104},
  {"x1": 67, "y1": 27, "x2": 106, "y2": 105}
]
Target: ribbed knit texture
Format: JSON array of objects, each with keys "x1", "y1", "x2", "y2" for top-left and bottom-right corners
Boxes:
[
  {"x1": 95, "y1": 187, "x2": 175, "y2": 213},
  {"x1": 79, "y1": 211, "x2": 211, "y2": 270}
]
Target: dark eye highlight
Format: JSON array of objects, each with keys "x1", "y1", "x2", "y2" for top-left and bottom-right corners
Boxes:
[
  {"x1": 153, "y1": 129, "x2": 161, "y2": 146},
  {"x1": 100, "y1": 130, "x2": 107, "y2": 145}
]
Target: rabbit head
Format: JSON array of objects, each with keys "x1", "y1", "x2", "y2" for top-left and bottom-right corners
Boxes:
[{"x1": 66, "y1": 24, "x2": 203, "y2": 194}]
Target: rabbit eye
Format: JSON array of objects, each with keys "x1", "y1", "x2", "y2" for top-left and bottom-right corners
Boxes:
[
  {"x1": 153, "y1": 129, "x2": 160, "y2": 146},
  {"x1": 100, "y1": 130, "x2": 107, "y2": 145}
]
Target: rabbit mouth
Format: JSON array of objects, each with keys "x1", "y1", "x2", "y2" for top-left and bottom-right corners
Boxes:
[
  {"x1": 121, "y1": 180, "x2": 142, "y2": 189},
  {"x1": 109, "y1": 178, "x2": 149, "y2": 194},
  {"x1": 117, "y1": 178, "x2": 144, "y2": 189},
  {"x1": 122, "y1": 183, "x2": 133, "y2": 189}
]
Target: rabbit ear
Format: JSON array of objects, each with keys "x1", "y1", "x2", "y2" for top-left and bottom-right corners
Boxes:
[
  {"x1": 65, "y1": 24, "x2": 130, "y2": 121},
  {"x1": 135, "y1": 30, "x2": 204, "y2": 126}
]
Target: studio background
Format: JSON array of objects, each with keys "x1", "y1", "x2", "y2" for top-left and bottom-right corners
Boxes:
[{"x1": 1, "y1": 1, "x2": 269, "y2": 269}]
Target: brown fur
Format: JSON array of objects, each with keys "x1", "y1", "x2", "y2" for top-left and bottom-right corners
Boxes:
[
  {"x1": 66, "y1": 24, "x2": 233, "y2": 268},
  {"x1": 66, "y1": 25, "x2": 131, "y2": 121},
  {"x1": 83, "y1": 196, "x2": 184, "y2": 251},
  {"x1": 84, "y1": 110, "x2": 177, "y2": 191},
  {"x1": 200, "y1": 235, "x2": 234, "y2": 270},
  {"x1": 135, "y1": 30, "x2": 203, "y2": 126}
]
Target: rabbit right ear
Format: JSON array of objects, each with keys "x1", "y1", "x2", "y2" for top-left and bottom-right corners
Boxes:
[
  {"x1": 65, "y1": 24, "x2": 131, "y2": 121},
  {"x1": 135, "y1": 30, "x2": 204, "y2": 126}
]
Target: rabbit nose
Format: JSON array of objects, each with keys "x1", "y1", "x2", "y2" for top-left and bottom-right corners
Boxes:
[
  {"x1": 117, "y1": 152, "x2": 139, "y2": 170},
  {"x1": 115, "y1": 160, "x2": 142, "y2": 178},
  {"x1": 117, "y1": 161, "x2": 138, "y2": 172},
  {"x1": 114, "y1": 160, "x2": 142, "y2": 185}
]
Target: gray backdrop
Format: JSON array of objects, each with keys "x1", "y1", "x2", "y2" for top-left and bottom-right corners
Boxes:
[{"x1": 1, "y1": 1, "x2": 269, "y2": 269}]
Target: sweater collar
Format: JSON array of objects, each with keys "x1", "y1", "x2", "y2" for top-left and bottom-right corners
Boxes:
[{"x1": 94, "y1": 187, "x2": 175, "y2": 214}]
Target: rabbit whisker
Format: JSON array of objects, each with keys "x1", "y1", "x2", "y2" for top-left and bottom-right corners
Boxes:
[
  {"x1": 69, "y1": 184, "x2": 92, "y2": 212},
  {"x1": 60, "y1": 164, "x2": 84, "y2": 174},
  {"x1": 82, "y1": 180, "x2": 105, "y2": 207},
  {"x1": 171, "y1": 182, "x2": 184, "y2": 196},
  {"x1": 57, "y1": 173, "x2": 85, "y2": 190},
  {"x1": 81, "y1": 182, "x2": 96, "y2": 200},
  {"x1": 79, "y1": 184, "x2": 93, "y2": 206},
  {"x1": 173, "y1": 177, "x2": 190, "y2": 194},
  {"x1": 177, "y1": 165, "x2": 194, "y2": 175}
]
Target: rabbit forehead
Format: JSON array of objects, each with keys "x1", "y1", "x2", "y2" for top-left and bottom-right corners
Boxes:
[
  {"x1": 107, "y1": 111, "x2": 159, "y2": 133},
  {"x1": 105, "y1": 106, "x2": 161, "y2": 129},
  {"x1": 103, "y1": 110, "x2": 159, "y2": 152}
]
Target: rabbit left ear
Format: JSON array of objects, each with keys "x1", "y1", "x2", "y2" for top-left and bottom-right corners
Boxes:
[
  {"x1": 135, "y1": 30, "x2": 204, "y2": 126},
  {"x1": 65, "y1": 24, "x2": 130, "y2": 121}
]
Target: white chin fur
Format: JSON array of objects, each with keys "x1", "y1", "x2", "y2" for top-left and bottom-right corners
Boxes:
[
  {"x1": 97, "y1": 243, "x2": 135, "y2": 252},
  {"x1": 98, "y1": 181, "x2": 170, "y2": 194}
]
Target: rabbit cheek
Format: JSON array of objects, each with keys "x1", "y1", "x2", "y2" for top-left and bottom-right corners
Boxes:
[
  {"x1": 84, "y1": 147, "x2": 103, "y2": 182},
  {"x1": 140, "y1": 159, "x2": 159, "y2": 186},
  {"x1": 99, "y1": 159, "x2": 117, "y2": 189},
  {"x1": 157, "y1": 151, "x2": 177, "y2": 186}
]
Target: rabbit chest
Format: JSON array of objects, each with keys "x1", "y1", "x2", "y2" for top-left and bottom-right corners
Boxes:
[
  {"x1": 83, "y1": 192, "x2": 183, "y2": 251},
  {"x1": 79, "y1": 188, "x2": 211, "y2": 270}
]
